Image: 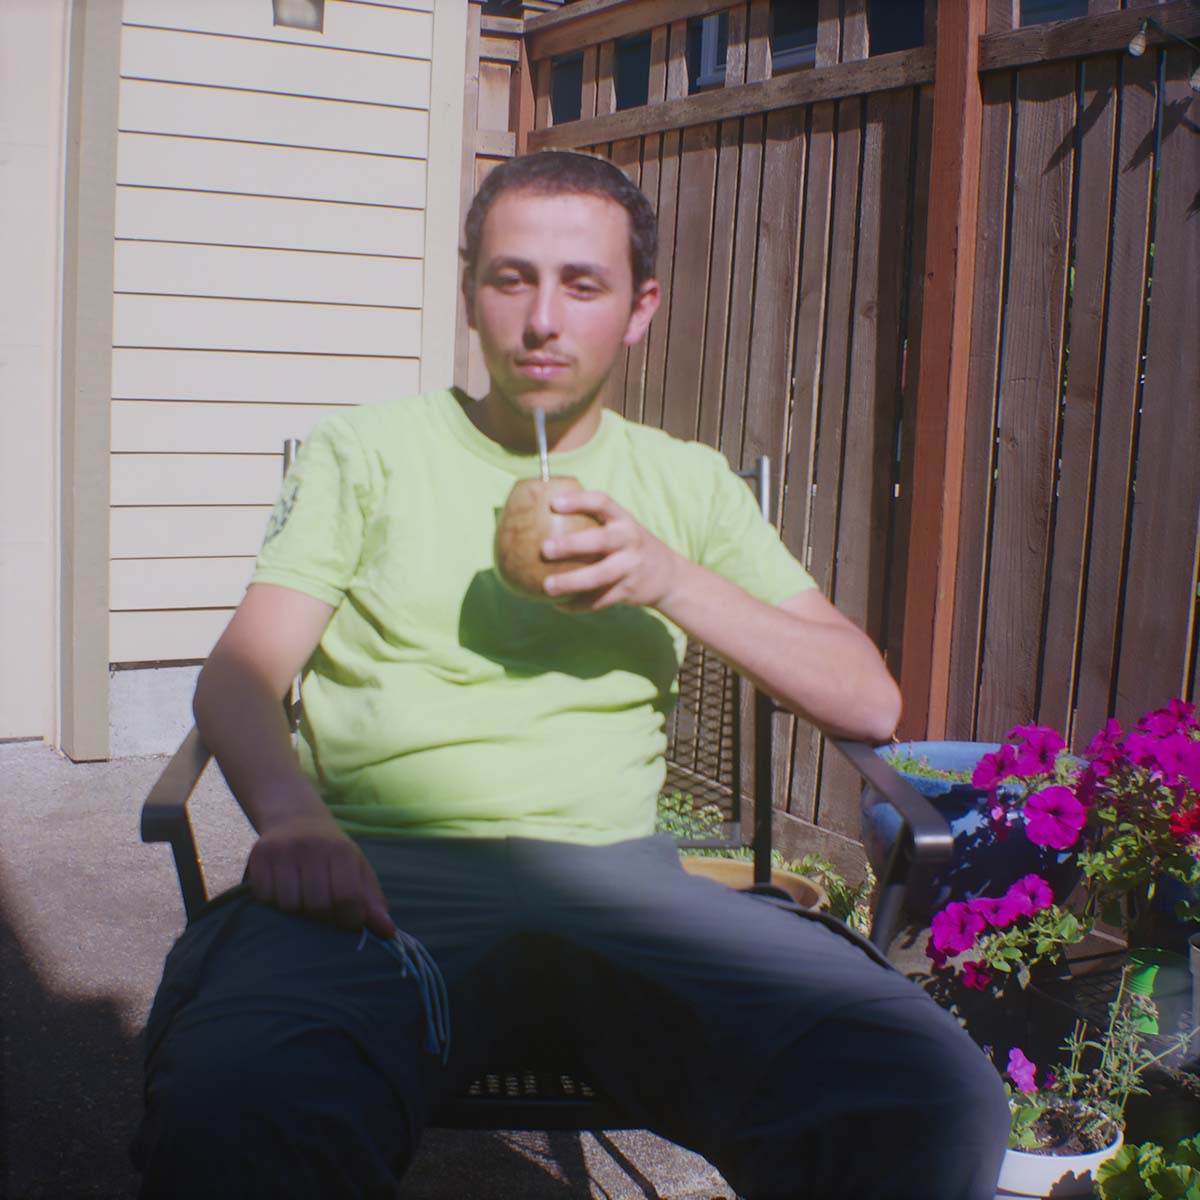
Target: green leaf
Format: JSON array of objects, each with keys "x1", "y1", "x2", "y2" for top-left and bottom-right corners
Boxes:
[
  {"x1": 1145, "y1": 1164, "x2": 1199, "y2": 1200},
  {"x1": 1098, "y1": 1146, "x2": 1151, "y2": 1199}
]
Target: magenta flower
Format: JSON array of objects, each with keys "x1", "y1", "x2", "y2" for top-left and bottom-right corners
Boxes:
[
  {"x1": 966, "y1": 894, "x2": 1021, "y2": 929},
  {"x1": 1152, "y1": 733, "x2": 1200, "y2": 792},
  {"x1": 1085, "y1": 718, "x2": 1124, "y2": 760},
  {"x1": 924, "y1": 934, "x2": 949, "y2": 969},
  {"x1": 973, "y1": 743, "x2": 1019, "y2": 790},
  {"x1": 1007, "y1": 1048, "x2": 1038, "y2": 1093},
  {"x1": 1124, "y1": 732, "x2": 1167, "y2": 774},
  {"x1": 1023, "y1": 785, "x2": 1087, "y2": 849},
  {"x1": 1009, "y1": 725, "x2": 1067, "y2": 776},
  {"x1": 1137, "y1": 699, "x2": 1198, "y2": 737},
  {"x1": 962, "y1": 960, "x2": 992, "y2": 991},
  {"x1": 1006, "y1": 874, "x2": 1053, "y2": 916},
  {"x1": 1074, "y1": 764, "x2": 1099, "y2": 808},
  {"x1": 930, "y1": 902, "x2": 987, "y2": 955}
]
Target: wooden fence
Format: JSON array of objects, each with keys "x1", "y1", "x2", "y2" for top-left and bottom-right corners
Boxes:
[
  {"x1": 947, "y1": 16, "x2": 1200, "y2": 747},
  {"x1": 461, "y1": 0, "x2": 1200, "y2": 873}
]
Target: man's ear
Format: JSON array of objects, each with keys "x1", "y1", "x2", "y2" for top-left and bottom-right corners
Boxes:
[
  {"x1": 622, "y1": 279, "x2": 661, "y2": 347},
  {"x1": 462, "y1": 265, "x2": 477, "y2": 330}
]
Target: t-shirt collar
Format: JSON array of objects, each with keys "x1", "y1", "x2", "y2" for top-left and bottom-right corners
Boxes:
[{"x1": 440, "y1": 387, "x2": 616, "y2": 476}]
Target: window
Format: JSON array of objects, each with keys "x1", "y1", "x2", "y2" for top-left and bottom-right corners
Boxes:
[
  {"x1": 770, "y1": 0, "x2": 819, "y2": 73},
  {"x1": 868, "y1": 0, "x2": 924, "y2": 56},
  {"x1": 550, "y1": 50, "x2": 583, "y2": 123},
  {"x1": 688, "y1": 13, "x2": 729, "y2": 91},
  {"x1": 615, "y1": 32, "x2": 651, "y2": 110},
  {"x1": 1020, "y1": 0, "x2": 1087, "y2": 26}
]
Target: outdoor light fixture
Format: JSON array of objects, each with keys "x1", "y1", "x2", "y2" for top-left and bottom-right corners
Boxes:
[
  {"x1": 1126, "y1": 13, "x2": 1200, "y2": 93},
  {"x1": 273, "y1": 0, "x2": 324, "y2": 32}
]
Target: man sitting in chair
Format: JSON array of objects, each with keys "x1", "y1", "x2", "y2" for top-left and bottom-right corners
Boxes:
[{"x1": 134, "y1": 151, "x2": 1008, "y2": 1199}]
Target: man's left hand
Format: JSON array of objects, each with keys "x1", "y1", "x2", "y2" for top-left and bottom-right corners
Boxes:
[{"x1": 541, "y1": 490, "x2": 681, "y2": 611}]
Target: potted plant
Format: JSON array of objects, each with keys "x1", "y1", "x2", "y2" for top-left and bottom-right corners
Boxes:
[
  {"x1": 860, "y1": 732, "x2": 1083, "y2": 915},
  {"x1": 655, "y1": 791, "x2": 848, "y2": 919},
  {"x1": 994, "y1": 971, "x2": 1191, "y2": 1198},
  {"x1": 1095, "y1": 1131, "x2": 1200, "y2": 1198},
  {"x1": 916, "y1": 701, "x2": 1200, "y2": 972}
]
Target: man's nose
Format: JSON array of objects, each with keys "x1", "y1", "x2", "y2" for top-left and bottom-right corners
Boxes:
[{"x1": 524, "y1": 284, "x2": 562, "y2": 344}]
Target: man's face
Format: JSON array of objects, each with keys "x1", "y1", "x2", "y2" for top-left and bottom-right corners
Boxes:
[{"x1": 465, "y1": 188, "x2": 659, "y2": 440}]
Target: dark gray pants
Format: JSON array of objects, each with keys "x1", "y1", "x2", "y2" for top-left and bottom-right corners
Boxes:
[{"x1": 133, "y1": 835, "x2": 1009, "y2": 1199}]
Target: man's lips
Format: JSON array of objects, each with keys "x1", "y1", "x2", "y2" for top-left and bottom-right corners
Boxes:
[{"x1": 515, "y1": 357, "x2": 571, "y2": 378}]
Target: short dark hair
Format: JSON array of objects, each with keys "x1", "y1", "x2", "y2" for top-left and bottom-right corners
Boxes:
[{"x1": 461, "y1": 151, "x2": 658, "y2": 291}]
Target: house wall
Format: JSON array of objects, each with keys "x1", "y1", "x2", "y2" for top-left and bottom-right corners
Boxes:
[
  {"x1": 0, "y1": 0, "x2": 471, "y2": 754},
  {"x1": 110, "y1": 0, "x2": 437, "y2": 668},
  {"x1": 0, "y1": 0, "x2": 72, "y2": 742},
  {"x1": 104, "y1": 0, "x2": 469, "y2": 754}
]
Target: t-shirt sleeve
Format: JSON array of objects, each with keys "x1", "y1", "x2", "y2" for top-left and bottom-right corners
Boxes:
[
  {"x1": 250, "y1": 415, "x2": 368, "y2": 607},
  {"x1": 697, "y1": 451, "x2": 817, "y2": 606}
]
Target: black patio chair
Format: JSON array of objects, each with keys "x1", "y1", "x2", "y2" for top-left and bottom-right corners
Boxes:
[{"x1": 140, "y1": 452, "x2": 953, "y2": 1133}]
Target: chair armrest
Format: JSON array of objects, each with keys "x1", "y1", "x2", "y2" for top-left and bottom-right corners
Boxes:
[
  {"x1": 141, "y1": 725, "x2": 213, "y2": 921},
  {"x1": 829, "y1": 739, "x2": 954, "y2": 865},
  {"x1": 828, "y1": 739, "x2": 955, "y2": 952}
]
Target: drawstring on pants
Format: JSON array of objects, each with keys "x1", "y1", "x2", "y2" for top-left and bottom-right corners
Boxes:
[{"x1": 358, "y1": 927, "x2": 451, "y2": 1064}]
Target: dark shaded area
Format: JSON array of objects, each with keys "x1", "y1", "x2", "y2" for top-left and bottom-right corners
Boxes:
[{"x1": 0, "y1": 875, "x2": 143, "y2": 1199}]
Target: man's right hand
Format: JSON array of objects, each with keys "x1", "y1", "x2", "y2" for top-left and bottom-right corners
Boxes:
[{"x1": 246, "y1": 812, "x2": 396, "y2": 939}]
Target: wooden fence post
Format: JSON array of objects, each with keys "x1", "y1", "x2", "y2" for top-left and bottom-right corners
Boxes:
[{"x1": 897, "y1": 0, "x2": 998, "y2": 740}]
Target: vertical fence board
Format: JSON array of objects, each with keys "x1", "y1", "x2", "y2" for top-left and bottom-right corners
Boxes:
[
  {"x1": 663, "y1": 124, "x2": 719, "y2": 441},
  {"x1": 1037, "y1": 58, "x2": 1117, "y2": 738},
  {"x1": 808, "y1": 97, "x2": 864, "y2": 833},
  {"x1": 581, "y1": 44, "x2": 598, "y2": 119},
  {"x1": 1072, "y1": 54, "x2": 1156, "y2": 738},
  {"x1": 622, "y1": 26, "x2": 669, "y2": 421},
  {"x1": 837, "y1": 89, "x2": 913, "y2": 644},
  {"x1": 807, "y1": 99, "x2": 864, "y2": 603},
  {"x1": 606, "y1": 136, "x2": 643, "y2": 414},
  {"x1": 742, "y1": 108, "x2": 806, "y2": 475},
  {"x1": 718, "y1": 122, "x2": 764, "y2": 460},
  {"x1": 947, "y1": 73, "x2": 1014, "y2": 739},
  {"x1": 887, "y1": 84, "x2": 935, "y2": 685},
  {"x1": 746, "y1": 106, "x2": 807, "y2": 810},
  {"x1": 1114, "y1": 51, "x2": 1200, "y2": 720},
  {"x1": 696, "y1": 122, "x2": 741, "y2": 447},
  {"x1": 975, "y1": 62, "x2": 1075, "y2": 739}
]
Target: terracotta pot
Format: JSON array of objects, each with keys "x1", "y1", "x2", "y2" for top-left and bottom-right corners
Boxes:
[
  {"x1": 679, "y1": 856, "x2": 826, "y2": 910},
  {"x1": 996, "y1": 1127, "x2": 1123, "y2": 1198}
]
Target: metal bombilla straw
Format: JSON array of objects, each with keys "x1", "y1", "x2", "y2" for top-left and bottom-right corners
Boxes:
[{"x1": 535, "y1": 409, "x2": 550, "y2": 482}]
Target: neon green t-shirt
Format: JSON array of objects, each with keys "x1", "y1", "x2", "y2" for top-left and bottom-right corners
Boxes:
[{"x1": 251, "y1": 390, "x2": 815, "y2": 843}]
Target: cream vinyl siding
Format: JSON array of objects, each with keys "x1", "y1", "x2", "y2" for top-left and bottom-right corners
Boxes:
[{"x1": 112, "y1": 0, "x2": 442, "y2": 665}]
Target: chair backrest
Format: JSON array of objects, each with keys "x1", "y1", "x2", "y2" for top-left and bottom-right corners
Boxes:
[{"x1": 662, "y1": 451, "x2": 772, "y2": 864}]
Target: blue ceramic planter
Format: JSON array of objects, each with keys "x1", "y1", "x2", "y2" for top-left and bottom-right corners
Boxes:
[{"x1": 859, "y1": 740, "x2": 1081, "y2": 917}]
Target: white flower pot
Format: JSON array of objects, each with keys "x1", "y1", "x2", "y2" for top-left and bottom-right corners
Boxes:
[{"x1": 995, "y1": 1128, "x2": 1123, "y2": 1198}]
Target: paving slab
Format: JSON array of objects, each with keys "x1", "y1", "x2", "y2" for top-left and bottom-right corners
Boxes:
[{"x1": 0, "y1": 741, "x2": 735, "y2": 1200}]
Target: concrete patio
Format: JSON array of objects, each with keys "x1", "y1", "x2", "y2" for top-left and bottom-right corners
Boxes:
[{"x1": 0, "y1": 739, "x2": 737, "y2": 1200}]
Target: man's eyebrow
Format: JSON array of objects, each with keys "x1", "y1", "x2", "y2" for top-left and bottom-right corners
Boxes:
[{"x1": 561, "y1": 261, "x2": 612, "y2": 279}]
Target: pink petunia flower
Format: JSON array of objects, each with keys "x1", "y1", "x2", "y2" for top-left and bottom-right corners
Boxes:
[
  {"x1": 1006, "y1": 874, "x2": 1054, "y2": 916},
  {"x1": 1085, "y1": 718, "x2": 1125, "y2": 765},
  {"x1": 973, "y1": 743, "x2": 1019, "y2": 790},
  {"x1": 1009, "y1": 725, "x2": 1067, "y2": 777},
  {"x1": 1137, "y1": 699, "x2": 1198, "y2": 737},
  {"x1": 962, "y1": 960, "x2": 992, "y2": 991},
  {"x1": 1023, "y1": 786, "x2": 1087, "y2": 850},
  {"x1": 930, "y1": 902, "x2": 987, "y2": 955},
  {"x1": 1007, "y1": 1048, "x2": 1038, "y2": 1093},
  {"x1": 966, "y1": 894, "x2": 1022, "y2": 929},
  {"x1": 924, "y1": 934, "x2": 949, "y2": 969},
  {"x1": 1123, "y1": 732, "x2": 1166, "y2": 775},
  {"x1": 1152, "y1": 733, "x2": 1200, "y2": 792}
]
